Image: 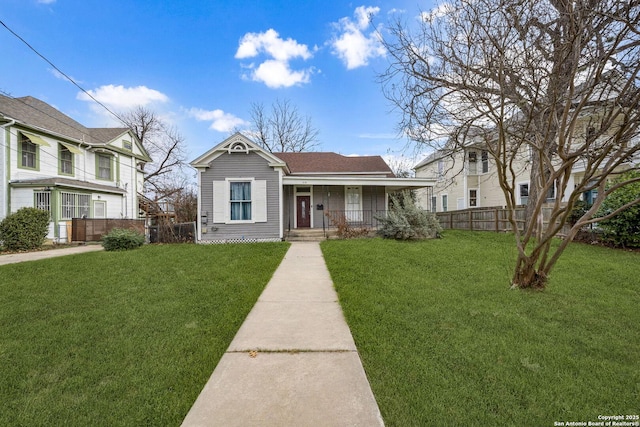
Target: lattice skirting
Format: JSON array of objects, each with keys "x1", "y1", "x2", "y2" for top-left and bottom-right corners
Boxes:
[{"x1": 198, "y1": 237, "x2": 283, "y2": 244}]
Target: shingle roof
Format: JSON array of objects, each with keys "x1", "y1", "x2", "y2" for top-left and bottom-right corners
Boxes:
[
  {"x1": 274, "y1": 152, "x2": 395, "y2": 177},
  {"x1": 0, "y1": 94, "x2": 127, "y2": 146}
]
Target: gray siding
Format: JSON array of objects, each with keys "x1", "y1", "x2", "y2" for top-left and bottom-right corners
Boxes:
[
  {"x1": 282, "y1": 185, "x2": 388, "y2": 230},
  {"x1": 200, "y1": 152, "x2": 281, "y2": 241}
]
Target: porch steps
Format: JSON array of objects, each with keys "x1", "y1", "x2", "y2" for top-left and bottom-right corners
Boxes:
[{"x1": 285, "y1": 228, "x2": 335, "y2": 242}]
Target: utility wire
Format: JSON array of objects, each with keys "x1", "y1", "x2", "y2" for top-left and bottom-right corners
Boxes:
[{"x1": 0, "y1": 18, "x2": 127, "y2": 127}]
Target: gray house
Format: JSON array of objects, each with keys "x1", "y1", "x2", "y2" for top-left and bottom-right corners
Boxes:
[{"x1": 190, "y1": 133, "x2": 435, "y2": 242}]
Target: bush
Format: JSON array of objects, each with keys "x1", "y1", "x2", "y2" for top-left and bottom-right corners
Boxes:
[
  {"x1": 376, "y1": 191, "x2": 442, "y2": 240},
  {"x1": 102, "y1": 228, "x2": 145, "y2": 251},
  {"x1": 0, "y1": 207, "x2": 50, "y2": 251},
  {"x1": 597, "y1": 170, "x2": 640, "y2": 248}
]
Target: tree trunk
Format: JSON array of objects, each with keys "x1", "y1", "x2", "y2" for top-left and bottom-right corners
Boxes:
[{"x1": 512, "y1": 252, "x2": 548, "y2": 289}]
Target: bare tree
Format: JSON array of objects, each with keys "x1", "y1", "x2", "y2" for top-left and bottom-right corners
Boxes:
[
  {"x1": 248, "y1": 98, "x2": 320, "y2": 152},
  {"x1": 120, "y1": 106, "x2": 189, "y2": 199},
  {"x1": 381, "y1": 0, "x2": 640, "y2": 289}
]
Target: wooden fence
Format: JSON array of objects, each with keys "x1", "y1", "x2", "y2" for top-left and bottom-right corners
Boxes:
[
  {"x1": 72, "y1": 218, "x2": 145, "y2": 242},
  {"x1": 436, "y1": 205, "x2": 568, "y2": 233}
]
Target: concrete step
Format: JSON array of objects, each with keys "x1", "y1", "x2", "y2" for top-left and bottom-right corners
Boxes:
[{"x1": 285, "y1": 229, "x2": 335, "y2": 242}]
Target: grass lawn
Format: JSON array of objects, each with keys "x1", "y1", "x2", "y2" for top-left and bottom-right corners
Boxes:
[
  {"x1": 321, "y1": 231, "x2": 639, "y2": 426},
  {"x1": 0, "y1": 242, "x2": 289, "y2": 426}
]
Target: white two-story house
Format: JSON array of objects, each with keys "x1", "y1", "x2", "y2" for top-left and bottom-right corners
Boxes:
[{"x1": 0, "y1": 94, "x2": 151, "y2": 242}]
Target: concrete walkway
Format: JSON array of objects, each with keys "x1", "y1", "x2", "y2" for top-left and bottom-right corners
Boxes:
[
  {"x1": 181, "y1": 242, "x2": 384, "y2": 427},
  {"x1": 0, "y1": 244, "x2": 103, "y2": 266}
]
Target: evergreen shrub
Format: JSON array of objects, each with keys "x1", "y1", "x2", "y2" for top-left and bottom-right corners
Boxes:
[
  {"x1": 102, "y1": 228, "x2": 145, "y2": 251},
  {"x1": 376, "y1": 191, "x2": 442, "y2": 240},
  {"x1": 597, "y1": 170, "x2": 640, "y2": 248},
  {"x1": 0, "y1": 207, "x2": 50, "y2": 251}
]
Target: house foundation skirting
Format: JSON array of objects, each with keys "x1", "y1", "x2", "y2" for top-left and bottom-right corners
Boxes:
[{"x1": 198, "y1": 237, "x2": 283, "y2": 245}]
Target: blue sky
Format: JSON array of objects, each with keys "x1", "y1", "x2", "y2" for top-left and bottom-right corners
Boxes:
[{"x1": 1, "y1": 0, "x2": 436, "y2": 169}]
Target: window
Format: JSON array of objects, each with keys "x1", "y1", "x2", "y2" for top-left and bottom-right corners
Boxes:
[
  {"x1": 468, "y1": 151, "x2": 478, "y2": 174},
  {"x1": 469, "y1": 189, "x2": 478, "y2": 207},
  {"x1": 546, "y1": 184, "x2": 556, "y2": 202},
  {"x1": 437, "y1": 160, "x2": 444, "y2": 180},
  {"x1": 61, "y1": 192, "x2": 91, "y2": 219},
  {"x1": 34, "y1": 191, "x2": 51, "y2": 214},
  {"x1": 123, "y1": 140, "x2": 132, "y2": 150},
  {"x1": 442, "y1": 194, "x2": 448, "y2": 212},
  {"x1": 94, "y1": 200, "x2": 106, "y2": 218},
  {"x1": 230, "y1": 181, "x2": 252, "y2": 221},
  {"x1": 345, "y1": 186, "x2": 362, "y2": 222},
  {"x1": 431, "y1": 196, "x2": 437, "y2": 213},
  {"x1": 60, "y1": 145, "x2": 74, "y2": 175},
  {"x1": 481, "y1": 150, "x2": 489, "y2": 173},
  {"x1": 213, "y1": 179, "x2": 267, "y2": 224},
  {"x1": 20, "y1": 137, "x2": 37, "y2": 169},
  {"x1": 97, "y1": 154, "x2": 113, "y2": 180},
  {"x1": 519, "y1": 183, "x2": 529, "y2": 205}
]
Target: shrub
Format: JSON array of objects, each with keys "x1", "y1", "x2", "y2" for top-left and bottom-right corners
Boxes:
[
  {"x1": 376, "y1": 191, "x2": 442, "y2": 240},
  {"x1": 596, "y1": 170, "x2": 640, "y2": 248},
  {"x1": 102, "y1": 228, "x2": 145, "y2": 251},
  {"x1": 0, "y1": 207, "x2": 50, "y2": 251},
  {"x1": 324, "y1": 211, "x2": 371, "y2": 239}
]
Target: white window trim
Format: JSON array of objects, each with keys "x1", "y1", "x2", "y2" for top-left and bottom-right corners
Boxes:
[
  {"x1": 517, "y1": 182, "x2": 529, "y2": 205},
  {"x1": 469, "y1": 188, "x2": 479, "y2": 208},
  {"x1": 441, "y1": 193, "x2": 448, "y2": 212},
  {"x1": 212, "y1": 178, "x2": 267, "y2": 224}
]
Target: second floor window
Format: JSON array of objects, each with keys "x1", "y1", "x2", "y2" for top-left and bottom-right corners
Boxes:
[
  {"x1": 60, "y1": 146, "x2": 73, "y2": 175},
  {"x1": 21, "y1": 138, "x2": 37, "y2": 169},
  {"x1": 97, "y1": 154, "x2": 113, "y2": 180}
]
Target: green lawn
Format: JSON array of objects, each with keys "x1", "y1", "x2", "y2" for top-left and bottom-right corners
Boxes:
[
  {"x1": 0, "y1": 242, "x2": 289, "y2": 426},
  {"x1": 321, "y1": 231, "x2": 639, "y2": 426}
]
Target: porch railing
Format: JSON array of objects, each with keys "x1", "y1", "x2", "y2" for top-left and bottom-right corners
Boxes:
[{"x1": 323, "y1": 210, "x2": 388, "y2": 230}]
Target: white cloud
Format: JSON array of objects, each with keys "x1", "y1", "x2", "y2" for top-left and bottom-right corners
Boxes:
[
  {"x1": 235, "y1": 29, "x2": 314, "y2": 89},
  {"x1": 331, "y1": 6, "x2": 386, "y2": 70},
  {"x1": 420, "y1": 3, "x2": 454, "y2": 23},
  {"x1": 77, "y1": 84, "x2": 169, "y2": 111},
  {"x1": 188, "y1": 108, "x2": 249, "y2": 133},
  {"x1": 252, "y1": 59, "x2": 312, "y2": 88}
]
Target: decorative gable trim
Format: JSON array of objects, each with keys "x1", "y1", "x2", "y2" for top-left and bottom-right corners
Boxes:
[{"x1": 190, "y1": 132, "x2": 288, "y2": 171}]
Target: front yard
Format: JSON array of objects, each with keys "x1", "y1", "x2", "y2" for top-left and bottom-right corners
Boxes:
[
  {"x1": 0, "y1": 243, "x2": 289, "y2": 426},
  {"x1": 321, "y1": 231, "x2": 639, "y2": 426}
]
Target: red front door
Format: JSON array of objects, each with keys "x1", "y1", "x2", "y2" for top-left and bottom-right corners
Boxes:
[{"x1": 296, "y1": 196, "x2": 311, "y2": 228}]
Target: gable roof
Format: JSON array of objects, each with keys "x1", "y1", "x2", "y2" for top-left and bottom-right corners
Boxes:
[
  {"x1": 0, "y1": 94, "x2": 150, "y2": 161},
  {"x1": 274, "y1": 152, "x2": 395, "y2": 177}
]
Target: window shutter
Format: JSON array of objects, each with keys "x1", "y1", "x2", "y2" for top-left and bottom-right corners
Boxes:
[
  {"x1": 212, "y1": 181, "x2": 226, "y2": 223},
  {"x1": 254, "y1": 180, "x2": 267, "y2": 222}
]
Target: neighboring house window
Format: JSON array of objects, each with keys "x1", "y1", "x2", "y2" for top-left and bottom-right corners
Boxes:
[
  {"x1": 34, "y1": 191, "x2": 51, "y2": 214},
  {"x1": 437, "y1": 160, "x2": 444, "y2": 181},
  {"x1": 20, "y1": 136, "x2": 38, "y2": 169},
  {"x1": 123, "y1": 140, "x2": 132, "y2": 150},
  {"x1": 481, "y1": 150, "x2": 489, "y2": 173},
  {"x1": 230, "y1": 181, "x2": 252, "y2": 221},
  {"x1": 96, "y1": 154, "x2": 113, "y2": 180},
  {"x1": 546, "y1": 184, "x2": 556, "y2": 202},
  {"x1": 442, "y1": 194, "x2": 448, "y2": 212},
  {"x1": 469, "y1": 190, "x2": 478, "y2": 207},
  {"x1": 61, "y1": 192, "x2": 91, "y2": 219},
  {"x1": 431, "y1": 196, "x2": 437, "y2": 213},
  {"x1": 60, "y1": 145, "x2": 74, "y2": 175},
  {"x1": 94, "y1": 200, "x2": 107, "y2": 218},
  {"x1": 519, "y1": 183, "x2": 529, "y2": 205},
  {"x1": 468, "y1": 151, "x2": 478, "y2": 174}
]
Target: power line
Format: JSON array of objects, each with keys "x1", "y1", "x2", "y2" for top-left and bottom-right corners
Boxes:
[{"x1": 0, "y1": 18, "x2": 127, "y2": 127}]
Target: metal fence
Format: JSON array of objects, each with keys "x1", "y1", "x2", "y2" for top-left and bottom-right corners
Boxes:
[{"x1": 71, "y1": 218, "x2": 145, "y2": 242}]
